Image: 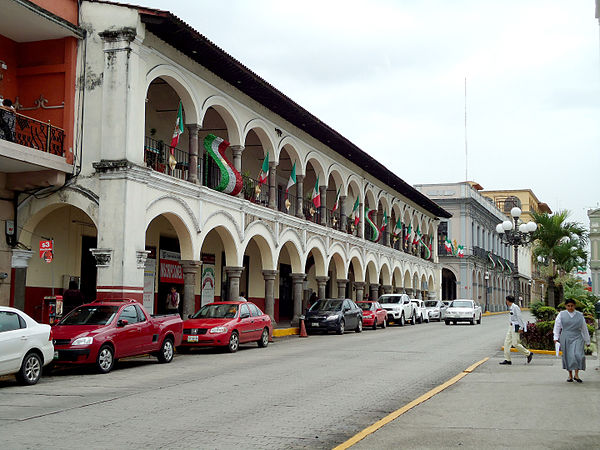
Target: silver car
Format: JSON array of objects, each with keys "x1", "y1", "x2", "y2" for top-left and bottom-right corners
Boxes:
[
  {"x1": 424, "y1": 300, "x2": 447, "y2": 322},
  {"x1": 444, "y1": 299, "x2": 482, "y2": 325}
]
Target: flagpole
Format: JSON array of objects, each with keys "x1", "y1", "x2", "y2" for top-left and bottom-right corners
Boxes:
[{"x1": 464, "y1": 76, "x2": 468, "y2": 182}]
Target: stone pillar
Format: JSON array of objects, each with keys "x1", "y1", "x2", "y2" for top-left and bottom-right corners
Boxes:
[
  {"x1": 405, "y1": 287, "x2": 414, "y2": 297},
  {"x1": 291, "y1": 273, "x2": 306, "y2": 326},
  {"x1": 336, "y1": 279, "x2": 349, "y2": 299},
  {"x1": 268, "y1": 161, "x2": 277, "y2": 209},
  {"x1": 187, "y1": 124, "x2": 200, "y2": 184},
  {"x1": 339, "y1": 195, "x2": 347, "y2": 232},
  {"x1": 262, "y1": 269, "x2": 277, "y2": 326},
  {"x1": 225, "y1": 266, "x2": 244, "y2": 301},
  {"x1": 316, "y1": 276, "x2": 329, "y2": 300},
  {"x1": 384, "y1": 216, "x2": 391, "y2": 247},
  {"x1": 353, "y1": 281, "x2": 365, "y2": 302},
  {"x1": 415, "y1": 289, "x2": 421, "y2": 299},
  {"x1": 319, "y1": 185, "x2": 327, "y2": 226},
  {"x1": 369, "y1": 283, "x2": 380, "y2": 300},
  {"x1": 394, "y1": 286, "x2": 402, "y2": 294},
  {"x1": 382, "y1": 284, "x2": 392, "y2": 294},
  {"x1": 295, "y1": 174, "x2": 304, "y2": 218},
  {"x1": 181, "y1": 260, "x2": 201, "y2": 318},
  {"x1": 230, "y1": 145, "x2": 244, "y2": 196},
  {"x1": 11, "y1": 249, "x2": 33, "y2": 311},
  {"x1": 359, "y1": 202, "x2": 365, "y2": 239}
]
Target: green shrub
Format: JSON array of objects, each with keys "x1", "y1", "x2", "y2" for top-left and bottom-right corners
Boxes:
[
  {"x1": 535, "y1": 306, "x2": 558, "y2": 322},
  {"x1": 530, "y1": 301, "x2": 545, "y2": 319}
]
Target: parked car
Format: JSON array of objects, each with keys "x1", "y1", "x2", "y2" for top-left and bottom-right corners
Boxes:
[
  {"x1": 378, "y1": 294, "x2": 417, "y2": 326},
  {"x1": 356, "y1": 301, "x2": 387, "y2": 330},
  {"x1": 410, "y1": 299, "x2": 429, "y2": 323},
  {"x1": 52, "y1": 300, "x2": 183, "y2": 373},
  {"x1": 0, "y1": 306, "x2": 54, "y2": 385},
  {"x1": 180, "y1": 301, "x2": 272, "y2": 353},
  {"x1": 424, "y1": 300, "x2": 447, "y2": 322},
  {"x1": 444, "y1": 299, "x2": 482, "y2": 325},
  {"x1": 304, "y1": 299, "x2": 362, "y2": 334}
]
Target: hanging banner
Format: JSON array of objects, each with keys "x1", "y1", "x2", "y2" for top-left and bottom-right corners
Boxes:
[
  {"x1": 159, "y1": 250, "x2": 183, "y2": 284},
  {"x1": 143, "y1": 257, "x2": 156, "y2": 314},
  {"x1": 201, "y1": 265, "x2": 215, "y2": 306},
  {"x1": 39, "y1": 240, "x2": 52, "y2": 258}
]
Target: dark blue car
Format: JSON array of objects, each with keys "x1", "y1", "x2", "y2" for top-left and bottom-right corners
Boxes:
[{"x1": 303, "y1": 299, "x2": 362, "y2": 334}]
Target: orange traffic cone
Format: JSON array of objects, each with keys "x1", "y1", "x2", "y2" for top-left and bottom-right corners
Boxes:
[{"x1": 299, "y1": 318, "x2": 308, "y2": 337}]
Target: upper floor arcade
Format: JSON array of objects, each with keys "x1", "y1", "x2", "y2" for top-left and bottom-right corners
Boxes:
[{"x1": 79, "y1": 1, "x2": 451, "y2": 263}]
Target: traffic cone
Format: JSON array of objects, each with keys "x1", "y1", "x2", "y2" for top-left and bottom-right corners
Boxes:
[{"x1": 299, "y1": 318, "x2": 308, "y2": 337}]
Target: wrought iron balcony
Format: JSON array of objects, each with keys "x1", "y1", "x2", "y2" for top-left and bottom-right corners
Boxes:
[
  {"x1": 144, "y1": 136, "x2": 189, "y2": 180},
  {"x1": 0, "y1": 109, "x2": 65, "y2": 156}
]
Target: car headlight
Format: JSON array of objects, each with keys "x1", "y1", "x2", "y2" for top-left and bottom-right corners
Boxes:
[
  {"x1": 72, "y1": 337, "x2": 93, "y2": 346},
  {"x1": 325, "y1": 314, "x2": 340, "y2": 321},
  {"x1": 209, "y1": 326, "x2": 228, "y2": 334}
]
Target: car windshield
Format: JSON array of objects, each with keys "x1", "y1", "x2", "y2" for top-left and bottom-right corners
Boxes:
[
  {"x1": 411, "y1": 300, "x2": 419, "y2": 305},
  {"x1": 451, "y1": 301, "x2": 473, "y2": 308},
  {"x1": 357, "y1": 302, "x2": 373, "y2": 311},
  {"x1": 379, "y1": 295, "x2": 400, "y2": 304},
  {"x1": 59, "y1": 305, "x2": 120, "y2": 325},
  {"x1": 192, "y1": 304, "x2": 238, "y2": 319},
  {"x1": 424, "y1": 301, "x2": 438, "y2": 307},
  {"x1": 310, "y1": 299, "x2": 343, "y2": 311}
]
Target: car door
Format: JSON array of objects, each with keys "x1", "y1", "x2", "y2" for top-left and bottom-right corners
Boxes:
[
  {"x1": 249, "y1": 303, "x2": 268, "y2": 338},
  {"x1": 237, "y1": 304, "x2": 255, "y2": 343},
  {"x1": 0, "y1": 311, "x2": 27, "y2": 375},
  {"x1": 344, "y1": 300, "x2": 358, "y2": 328},
  {"x1": 135, "y1": 304, "x2": 155, "y2": 353},
  {"x1": 114, "y1": 305, "x2": 141, "y2": 357}
]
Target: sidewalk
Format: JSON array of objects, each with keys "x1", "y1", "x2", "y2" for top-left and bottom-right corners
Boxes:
[{"x1": 352, "y1": 352, "x2": 600, "y2": 449}]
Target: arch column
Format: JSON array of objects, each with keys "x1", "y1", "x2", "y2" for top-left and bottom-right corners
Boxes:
[
  {"x1": 354, "y1": 281, "x2": 365, "y2": 302},
  {"x1": 291, "y1": 273, "x2": 306, "y2": 326},
  {"x1": 225, "y1": 266, "x2": 244, "y2": 301},
  {"x1": 339, "y1": 195, "x2": 347, "y2": 232},
  {"x1": 405, "y1": 287, "x2": 414, "y2": 296},
  {"x1": 187, "y1": 124, "x2": 200, "y2": 184},
  {"x1": 315, "y1": 275, "x2": 329, "y2": 300},
  {"x1": 295, "y1": 174, "x2": 304, "y2": 218},
  {"x1": 382, "y1": 284, "x2": 392, "y2": 294},
  {"x1": 369, "y1": 283, "x2": 379, "y2": 300},
  {"x1": 181, "y1": 260, "x2": 201, "y2": 318},
  {"x1": 230, "y1": 145, "x2": 244, "y2": 197},
  {"x1": 268, "y1": 161, "x2": 277, "y2": 209},
  {"x1": 415, "y1": 289, "x2": 421, "y2": 299},
  {"x1": 319, "y1": 185, "x2": 327, "y2": 226},
  {"x1": 384, "y1": 218, "x2": 391, "y2": 247},
  {"x1": 336, "y1": 279, "x2": 349, "y2": 299},
  {"x1": 359, "y1": 202, "x2": 365, "y2": 239},
  {"x1": 262, "y1": 269, "x2": 277, "y2": 326}
]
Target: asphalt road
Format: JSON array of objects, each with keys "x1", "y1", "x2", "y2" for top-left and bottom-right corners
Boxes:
[{"x1": 0, "y1": 313, "x2": 514, "y2": 449}]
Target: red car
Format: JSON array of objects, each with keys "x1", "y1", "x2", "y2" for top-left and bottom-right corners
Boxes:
[
  {"x1": 180, "y1": 301, "x2": 272, "y2": 353},
  {"x1": 52, "y1": 300, "x2": 183, "y2": 373},
  {"x1": 357, "y1": 301, "x2": 387, "y2": 330}
]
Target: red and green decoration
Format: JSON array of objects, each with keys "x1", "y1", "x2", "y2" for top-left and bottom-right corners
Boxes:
[
  {"x1": 285, "y1": 162, "x2": 296, "y2": 199},
  {"x1": 203, "y1": 134, "x2": 243, "y2": 196},
  {"x1": 393, "y1": 218, "x2": 402, "y2": 239},
  {"x1": 487, "y1": 252, "x2": 496, "y2": 268},
  {"x1": 365, "y1": 207, "x2": 380, "y2": 242},
  {"x1": 413, "y1": 226, "x2": 422, "y2": 245},
  {"x1": 332, "y1": 187, "x2": 341, "y2": 212},
  {"x1": 444, "y1": 238, "x2": 452, "y2": 253},
  {"x1": 312, "y1": 177, "x2": 321, "y2": 208},
  {"x1": 258, "y1": 152, "x2": 269, "y2": 185},
  {"x1": 352, "y1": 196, "x2": 360, "y2": 226},
  {"x1": 168, "y1": 101, "x2": 184, "y2": 170},
  {"x1": 457, "y1": 245, "x2": 465, "y2": 258},
  {"x1": 405, "y1": 224, "x2": 412, "y2": 242}
]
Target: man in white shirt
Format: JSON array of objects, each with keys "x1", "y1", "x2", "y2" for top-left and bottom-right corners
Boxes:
[{"x1": 499, "y1": 295, "x2": 533, "y2": 365}]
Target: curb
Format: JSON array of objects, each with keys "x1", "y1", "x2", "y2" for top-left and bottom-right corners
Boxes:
[
  {"x1": 501, "y1": 346, "x2": 560, "y2": 355},
  {"x1": 273, "y1": 328, "x2": 299, "y2": 337}
]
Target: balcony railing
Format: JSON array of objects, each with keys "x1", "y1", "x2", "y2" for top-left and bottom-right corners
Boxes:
[
  {"x1": 144, "y1": 136, "x2": 189, "y2": 180},
  {"x1": 1, "y1": 109, "x2": 65, "y2": 156}
]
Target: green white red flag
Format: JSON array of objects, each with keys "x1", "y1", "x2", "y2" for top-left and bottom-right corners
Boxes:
[
  {"x1": 312, "y1": 176, "x2": 321, "y2": 208},
  {"x1": 332, "y1": 187, "x2": 341, "y2": 212},
  {"x1": 365, "y1": 207, "x2": 380, "y2": 242},
  {"x1": 393, "y1": 218, "x2": 402, "y2": 237},
  {"x1": 405, "y1": 224, "x2": 412, "y2": 241},
  {"x1": 258, "y1": 152, "x2": 269, "y2": 185},
  {"x1": 444, "y1": 238, "x2": 452, "y2": 253},
  {"x1": 285, "y1": 162, "x2": 296, "y2": 198},
  {"x1": 170, "y1": 101, "x2": 184, "y2": 149},
  {"x1": 352, "y1": 196, "x2": 360, "y2": 226}
]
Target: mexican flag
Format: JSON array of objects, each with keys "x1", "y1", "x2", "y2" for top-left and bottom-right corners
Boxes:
[
  {"x1": 258, "y1": 152, "x2": 269, "y2": 185},
  {"x1": 170, "y1": 101, "x2": 184, "y2": 148},
  {"x1": 285, "y1": 162, "x2": 296, "y2": 198},
  {"x1": 381, "y1": 211, "x2": 388, "y2": 230},
  {"x1": 457, "y1": 245, "x2": 465, "y2": 258},
  {"x1": 311, "y1": 176, "x2": 321, "y2": 208},
  {"x1": 405, "y1": 224, "x2": 412, "y2": 241},
  {"x1": 352, "y1": 196, "x2": 360, "y2": 226},
  {"x1": 365, "y1": 208, "x2": 380, "y2": 242},
  {"x1": 332, "y1": 187, "x2": 341, "y2": 212},
  {"x1": 444, "y1": 238, "x2": 452, "y2": 253},
  {"x1": 413, "y1": 226, "x2": 422, "y2": 245},
  {"x1": 423, "y1": 243, "x2": 431, "y2": 260},
  {"x1": 393, "y1": 218, "x2": 402, "y2": 237}
]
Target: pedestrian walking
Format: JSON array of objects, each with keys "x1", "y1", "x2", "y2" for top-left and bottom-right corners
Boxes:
[
  {"x1": 166, "y1": 286, "x2": 180, "y2": 315},
  {"x1": 499, "y1": 295, "x2": 533, "y2": 365},
  {"x1": 553, "y1": 298, "x2": 591, "y2": 382},
  {"x1": 62, "y1": 280, "x2": 85, "y2": 315}
]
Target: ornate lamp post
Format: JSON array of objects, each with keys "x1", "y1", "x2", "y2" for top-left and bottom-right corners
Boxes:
[
  {"x1": 484, "y1": 271, "x2": 490, "y2": 313},
  {"x1": 496, "y1": 207, "x2": 537, "y2": 301}
]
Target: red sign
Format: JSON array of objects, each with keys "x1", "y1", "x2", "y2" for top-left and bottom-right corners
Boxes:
[
  {"x1": 39, "y1": 240, "x2": 53, "y2": 258},
  {"x1": 160, "y1": 259, "x2": 184, "y2": 284},
  {"x1": 42, "y1": 251, "x2": 53, "y2": 263}
]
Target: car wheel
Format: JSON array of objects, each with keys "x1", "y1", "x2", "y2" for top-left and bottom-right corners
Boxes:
[
  {"x1": 470, "y1": 318, "x2": 475, "y2": 325},
  {"x1": 355, "y1": 319, "x2": 362, "y2": 333},
  {"x1": 445, "y1": 320, "x2": 450, "y2": 325},
  {"x1": 157, "y1": 337, "x2": 174, "y2": 363},
  {"x1": 453, "y1": 320, "x2": 457, "y2": 325},
  {"x1": 257, "y1": 328, "x2": 269, "y2": 347},
  {"x1": 227, "y1": 331, "x2": 240, "y2": 353},
  {"x1": 96, "y1": 345, "x2": 115, "y2": 374},
  {"x1": 477, "y1": 315, "x2": 482, "y2": 325},
  {"x1": 410, "y1": 313, "x2": 416, "y2": 325},
  {"x1": 16, "y1": 352, "x2": 42, "y2": 385},
  {"x1": 399, "y1": 314, "x2": 405, "y2": 327},
  {"x1": 336, "y1": 320, "x2": 345, "y2": 335}
]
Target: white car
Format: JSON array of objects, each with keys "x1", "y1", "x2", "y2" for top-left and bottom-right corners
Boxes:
[
  {"x1": 444, "y1": 299, "x2": 482, "y2": 325},
  {"x1": 410, "y1": 299, "x2": 429, "y2": 323},
  {"x1": 0, "y1": 306, "x2": 54, "y2": 385},
  {"x1": 378, "y1": 294, "x2": 417, "y2": 326},
  {"x1": 424, "y1": 300, "x2": 447, "y2": 322}
]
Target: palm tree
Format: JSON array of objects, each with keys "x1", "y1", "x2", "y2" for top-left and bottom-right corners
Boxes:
[{"x1": 531, "y1": 210, "x2": 588, "y2": 306}]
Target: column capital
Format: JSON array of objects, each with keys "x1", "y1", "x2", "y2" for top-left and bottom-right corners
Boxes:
[
  {"x1": 262, "y1": 269, "x2": 278, "y2": 281},
  {"x1": 136, "y1": 250, "x2": 150, "y2": 269},
  {"x1": 225, "y1": 266, "x2": 244, "y2": 277},
  {"x1": 353, "y1": 281, "x2": 365, "y2": 289},
  {"x1": 291, "y1": 273, "x2": 306, "y2": 282},
  {"x1": 336, "y1": 278, "x2": 349, "y2": 284},
  {"x1": 229, "y1": 144, "x2": 245, "y2": 151},
  {"x1": 181, "y1": 260, "x2": 202, "y2": 272},
  {"x1": 315, "y1": 275, "x2": 329, "y2": 284},
  {"x1": 186, "y1": 123, "x2": 201, "y2": 134},
  {"x1": 90, "y1": 248, "x2": 113, "y2": 268},
  {"x1": 11, "y1": 249, "x2": 33, "y2": 268}
]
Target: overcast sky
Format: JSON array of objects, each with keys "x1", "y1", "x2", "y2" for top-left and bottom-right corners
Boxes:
[{"x1": 139, "y1": 0, "x2": 599, "y2": 229}]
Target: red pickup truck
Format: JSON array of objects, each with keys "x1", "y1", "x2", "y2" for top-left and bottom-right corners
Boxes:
[{"x1": 51, "y1": 299, "x2": 183, "y2": 373}]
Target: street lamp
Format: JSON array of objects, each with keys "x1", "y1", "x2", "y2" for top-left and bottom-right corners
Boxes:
[
  {"x1": 484, "y1": 271, "x2": 490, "y2": 313},
  {"x1": 495, "y1": 207, "x2": 537, "y2": 301}
]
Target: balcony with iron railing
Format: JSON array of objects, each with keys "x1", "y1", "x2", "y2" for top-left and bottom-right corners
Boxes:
[{"x1": 0, "y1": 108, "x2": 66, "y2": 157}]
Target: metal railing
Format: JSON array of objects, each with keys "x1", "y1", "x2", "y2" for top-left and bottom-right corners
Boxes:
[
  {"x1": 144, "y1": 136, "x2": 190, "y2": 180},
  {"x1": 0, "y1": 109, "x2": 65, "y2": 156}
]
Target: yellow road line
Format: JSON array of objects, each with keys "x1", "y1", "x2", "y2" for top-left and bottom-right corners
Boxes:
[{"x1": 332, "y1": 357, "x2": 489, "y2": 450}]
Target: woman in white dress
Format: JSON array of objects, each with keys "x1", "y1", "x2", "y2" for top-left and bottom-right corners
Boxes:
[{"x1": 553, "y1": 298, "x2": 591, "y2": 383}]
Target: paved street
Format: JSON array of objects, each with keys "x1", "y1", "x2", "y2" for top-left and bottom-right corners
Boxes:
[{"x1": 0, "y1": 312, "x2": 557, "y2": 449}]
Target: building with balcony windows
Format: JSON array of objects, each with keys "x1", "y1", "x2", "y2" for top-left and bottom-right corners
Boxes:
[
  {"x1": 5, "y1": 1, "x2": 451, "y2": 324},
  {"x1": 0, "y1": 0, "x2": 83, "y2": 309},
  {"x1": 414, "y1": 182, "x2": 517, "y2": 311},
  {"x1": 480, "y1": 188, "x2": 552, "y2": 304}
]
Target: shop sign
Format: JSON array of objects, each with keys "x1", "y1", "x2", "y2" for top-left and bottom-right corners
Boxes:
[{"x1": 159, "y1": 249, "x2": 183, "y2": 284}]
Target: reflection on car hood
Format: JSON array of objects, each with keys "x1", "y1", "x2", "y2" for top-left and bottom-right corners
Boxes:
[
  {"x1": 52, "y1": 325, "x2": 107, "y2": 340},
  {"x1": 306, "y1": 310, "x2": 340, "y2": 317},
  {"x1": 183, "y1": 318, "x2": 233, "y2": 328}
]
